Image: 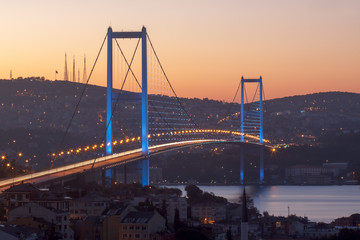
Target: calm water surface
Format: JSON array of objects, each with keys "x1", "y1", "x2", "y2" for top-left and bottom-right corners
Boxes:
[{"x1": 170, "y1": 185, "x2": 360, "y2": 223}]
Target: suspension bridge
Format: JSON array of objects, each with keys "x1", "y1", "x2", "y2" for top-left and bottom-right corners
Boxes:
[{"x1": 0, "y1": 27, "x2": 269, "y2": 190}]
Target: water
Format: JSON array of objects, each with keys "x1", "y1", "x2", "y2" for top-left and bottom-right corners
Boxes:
[{"x1": 168, "y1": 185, "x2": 360, "y2": 223}]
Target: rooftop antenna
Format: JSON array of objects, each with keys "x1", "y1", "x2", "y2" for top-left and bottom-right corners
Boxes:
[
  {"x1": 64, "y1": 53, "x2": 69, "y2": 81},
  {"x1": 10, "y1": 70, "x2": 12, "y2": 80},
  {"x1": 288, "y1": 205, "x2": 290, "y2": 217}
]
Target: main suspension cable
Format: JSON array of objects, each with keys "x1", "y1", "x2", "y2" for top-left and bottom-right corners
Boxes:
[{"x1": 51, "y1": 32, "x2": 107, "y2": 169}]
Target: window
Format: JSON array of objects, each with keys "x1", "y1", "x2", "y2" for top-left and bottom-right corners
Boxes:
[
  {"x1": 123, "y1": 234, "x2": 128, "y2": 238},
  {"x1": 142, "y1": 226, "x2": 147, "y2": 230},
  {"x1": 123, "y1": 226, "x2": 128, "y2": 230},
  {"x1": 135, "y1": 226, "x2": 140, "y2": 230},
  {"x1": 135, "y1": 233, "x2": 140, "y2": 238},
  {"x1": 28, "y1": 207, "x2": 31, "y2": 214},
  {"x1": 129, "y1": 226, "x2": 134, "y2": 230}
]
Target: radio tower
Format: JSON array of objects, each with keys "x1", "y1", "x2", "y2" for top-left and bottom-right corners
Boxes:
[
  {"x1": 64, "y1": 53, "x2": 69, "y2": 81},
  {"x1": 73, "y1": 56, "x2": 76, "y2": 82},
  {"x1": 78, "y1": 69, "x2": 80, "y2": 83},
  {"x1": 82, "y1": 55, "x2": 87, "y2": 83}
]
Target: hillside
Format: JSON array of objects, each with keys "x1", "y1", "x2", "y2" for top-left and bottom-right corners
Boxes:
[{"x1": 0, "y1": 77, "x2": 360, "y2": 170}]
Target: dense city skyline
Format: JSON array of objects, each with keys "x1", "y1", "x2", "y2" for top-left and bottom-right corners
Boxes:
[{"x1": 1, "y1": 0, "x2": 360, "y2": 101}]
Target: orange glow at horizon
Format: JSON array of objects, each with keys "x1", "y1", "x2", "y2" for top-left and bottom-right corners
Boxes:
[{"x1": 0, "y1": 1, "x2": 359, "y2": 101}]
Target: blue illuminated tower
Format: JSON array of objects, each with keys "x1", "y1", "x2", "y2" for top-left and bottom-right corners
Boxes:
[
  {"x1": 240, "y1": 76, "x2": 264, "y2": 184},
  {"x1": 106, "y1": 27, "x2": 149, "y2": 186}
]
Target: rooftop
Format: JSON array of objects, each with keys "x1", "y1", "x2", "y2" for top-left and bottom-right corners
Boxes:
[{"x1": 121, "y1": 211, "x2": 155, "y2": 224}]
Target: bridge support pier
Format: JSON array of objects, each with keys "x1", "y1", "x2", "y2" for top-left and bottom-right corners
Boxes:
[
  {"x1": 260, "y1": 146, "x2": 264, "y2": 184},
  {"x1": 123, "y1": 164, "x2": 127, "y2": 184},
  {"x1": 102, "y1": 168, "x2": 117, "y2": 187},
  {"x1": 240, "y1": 76, "x2": 264, "y2": 184},
  {"x1": 106, "y1": 26, "x2": 149, "y2": 186},
  {"x1": 141, "y1": 157, "x2": 149, "y2": 186},
  {"x1": 240, "y1": 146, "x2": 244, "y2": 184}
]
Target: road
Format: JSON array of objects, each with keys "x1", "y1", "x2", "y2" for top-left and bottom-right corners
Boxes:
[{"x1": 0, "y1": 139, "x2": 227, "y2": 191}]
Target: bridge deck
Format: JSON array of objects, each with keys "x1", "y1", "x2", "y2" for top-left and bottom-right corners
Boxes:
[{"x1": 0, "y1": 139, "x2": 236, "y2": 191}]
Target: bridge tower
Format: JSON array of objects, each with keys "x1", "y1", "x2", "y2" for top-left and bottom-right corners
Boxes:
[
  {"x1": 106, "y1": 27, "x2": 149, "y2": 187},
  {"x1": 240, "y1": 76, "x2": 264, "y2": 184}
]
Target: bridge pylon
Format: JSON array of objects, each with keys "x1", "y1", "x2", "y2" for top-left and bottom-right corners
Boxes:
[
  {"x1": 240, "y1": 76, "x2": 264, "y2": 184},
  {"x1": 106, "y1": 26, "x2": 149, "y2": 187}
]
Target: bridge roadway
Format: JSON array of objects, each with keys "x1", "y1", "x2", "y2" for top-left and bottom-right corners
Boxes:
[{"x1": 0, "y1": 139, "x2": 235, "y2": 191}]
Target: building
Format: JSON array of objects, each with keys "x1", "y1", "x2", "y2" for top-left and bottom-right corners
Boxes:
[
  {"x1": 304, "y1": 223, "x2": 338, "y2": 239},
  {"x1": 191, "y1": 203, "x2": 227, "y2": 224},
  {"x1": 103, "y1": 210, "x2": 166, "y2": 240},
  {"x1": 119, "y1": 211, "x2": 166, "y2": 240},
  {"x1": 3, "y1": 183, "x2": 71, "y2": 212},
  {"x1": 166, "y1": 196, "x2": 188, "y2": 224},
  {"x1": 102, "y1": 205, "x2": 137, "y2": 240},
  {"x1": 69, "y1": 193, "x2": 111, "y2": 219},
  {"x1": 7, "y1": 202, "x2": 73, "y2": 239}
]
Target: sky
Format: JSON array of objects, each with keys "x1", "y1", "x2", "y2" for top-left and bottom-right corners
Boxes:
[{"x1": 1, "y1": 0, "x2": 360, "y2": 101}]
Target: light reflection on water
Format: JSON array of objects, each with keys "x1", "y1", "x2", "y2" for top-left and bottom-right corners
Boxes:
[{"x1": 170, "y1": 185, "x2": 360, "y2": 223}]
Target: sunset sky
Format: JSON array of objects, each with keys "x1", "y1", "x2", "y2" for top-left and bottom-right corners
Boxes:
[{"x1": 1, "y1": 0, "x2": 360, "y2": 101}]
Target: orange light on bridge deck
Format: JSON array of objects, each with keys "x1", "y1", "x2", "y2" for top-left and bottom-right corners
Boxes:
[
  {"x1": 137, "y1": 136, "x2": 141, "y2": 140},
  {"x1": 1, "y1": 155, "x2": 5, "y2": 160},
  {"x1": 120, "y1": 140, "x2": 124, "y2": 144},
  {"x1": 271, "y1": 148, "x2": 276, "y2": 153},
  {"x1": 6, "y1": 163, "x2": 10, "y2": 167},
  {"x1": 18, "y1": 153, "x2": 22, "y2": 157},
  {"x1": 113, "y1": 141, "x2": 117, "y2": 145},
  {"x1": 67, "y1": 151, "x2": 70, "y2": 155},
  {"x1": 131, "y1": 137, "x2": 135, "y2": 142},
  {"x1": 126, "y1": 139, "x2": 129, "y2": 143}
]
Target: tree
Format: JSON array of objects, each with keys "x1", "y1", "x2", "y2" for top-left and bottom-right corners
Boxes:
[
  {"x1": 185, "y1": 185, "x2": 203, "y2": 203},
  {"x1": 174, "y1": 208, "x2": 181, "y2": 230},
  {"x1": 226, "y1": 227, "x2": 233, "y2": 240},
  {"x1": 337, "y1": 229, "x2": 360, "y2": 240},
  {"x1": 160, "y1": 199, "x2": 168, "y2": 226}
]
